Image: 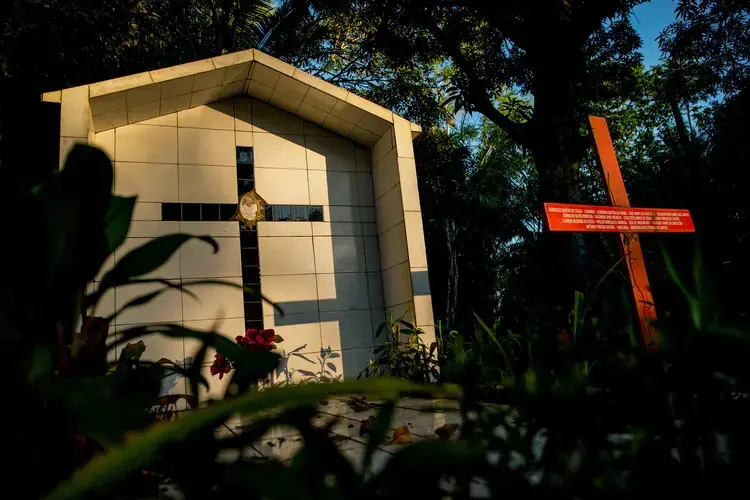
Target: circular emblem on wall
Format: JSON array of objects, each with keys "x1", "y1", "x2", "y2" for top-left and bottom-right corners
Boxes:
[{"x1": 234, "y1": 190, "x2": 267, "y2": 228}]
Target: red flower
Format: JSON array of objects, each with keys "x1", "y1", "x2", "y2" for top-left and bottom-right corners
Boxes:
[
  {"x1": 209, "y1": 352, "x2": 232, "y2": 379},
  {"x1": 236, "y1": 328, "x2": 277, "y2": 351}
]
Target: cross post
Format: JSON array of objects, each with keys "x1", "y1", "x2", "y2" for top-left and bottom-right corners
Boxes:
[{"x1": 543, "y1": 116, "x2": 696, "y2": 347}]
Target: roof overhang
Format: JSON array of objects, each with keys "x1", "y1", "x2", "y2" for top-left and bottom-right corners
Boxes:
[{"x1": 41, "y1": 48, "x2": 421, "y2": 147}]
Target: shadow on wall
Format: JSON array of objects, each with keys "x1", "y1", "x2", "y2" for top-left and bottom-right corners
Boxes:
[
  {"x1": 231, "y1": 99, "x2": 388, "y2": 383},
  {"x1": 107, "y1": 97, "x2": 408, "y2": 391}
]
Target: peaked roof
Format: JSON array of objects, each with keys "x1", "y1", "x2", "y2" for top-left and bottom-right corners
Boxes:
[{"x1": 42, "y1": 48, "x2": 421, "y2": 147}]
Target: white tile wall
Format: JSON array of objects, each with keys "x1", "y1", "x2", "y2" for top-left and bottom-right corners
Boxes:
[
  {"x1": 320, "y1": 310, "x2": 373, "y2": 351},
  {"x1": 177, "y1": 101, "x2": 234, "y2": 130},
  {"x1": 178, "y1": 165, "x2": 237, "y2": 203},
  {"x1": 252, "y1": 99, "x2": 304, "y2": 134},
  {"x1": 116, "y1": 125, "x2": 178, "y2": 163},
  {"x1": 114, "y1": 162, "x2": 179, "y2": 202},
  {"x1": 306, "y1": 136, "x2": 356, "y2": 171},
  {"x1": 266, "y1": 313, "x2": 323, "y2": 355},
  {"x1": 313, "y1": 237, "x2": 367, "y2": 274},
  {"x1": 183, "y1": 317, "x2": 245, "y2": 362},
  {"x1": 316, "y1": 273, "x2": 370, "y2": 312},
  {"x1": 375, "y1": 185, "x2": 405, "y2": 235},
  {"x1": 253, "y1": 133, "x2": 307, "y2": 169},
  {"x1": 180, "y1": 221, "x2": 240, "y2": 237},
  {"x1": 60, "y1": 85, "x2": 90, "y2": 138},
  {"x1": 178, "y1": 128, "x2": 235, "y2": 165},
  {"x1": 115, "y1": 324, "x2": 186, "y2": 364},
  {"x1": 260, "y1": 274, "x2": 319, "y2": 316},
  {"x1": 372, "y1": 148, "x2": 399, "y2": 199},
  {"x1": 126, "y1": 221, "x2": 179, "y2": 238},
  {"x1": 312, "y1": 222, "x2": 362, "y2": 236},
  {"x1": 99, "y1": 95, "x2": 405, "y2": 383},
  {"x1": 181, "y1": 277, "x2": 244, "y2": 322},
  {"x1": 259, "y1": 236, "x2": 316, "y2": 275},
  {"x1": 115, "y1": 280, "x2": 184, "y2": 325},
  {"x1": 324, "y1": 171, "x2": 360, "y2": 206},
  {"x1": 367, "y1": 274, "x2": 385, "y2": 309},
  {"x1": 115, "y1": 237, "x2": 181, "y2": 279},
  {"x1": 131, "y1": 202, "x2": 162, "y2": 221},
  {"x1": 92, "y1": 129, "x2": 115, "y2": 160},
  {"x1": 363, "y1": 237, "x2": 381, "y2": 272},
  {"x1": 381, "y1": 262, "x2": 413, "y2": 308},
  {"x1": 180, "y1": 237, "x2": 242, "y2": 279},
  {"x1": 255, "y1": 168, "x2": 310, "y2": 204},
  {"x1": 258, "y1": 221, "x2": 312, "y2": 237},
  {"x1": 379, "y1": 222, "x2": 408, "y2": 271},
  {"x1": 404, "y1": 211, "x2": 428, "y2": 268}
]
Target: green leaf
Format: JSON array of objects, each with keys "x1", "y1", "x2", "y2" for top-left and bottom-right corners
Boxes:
[
  {"x1": 399, "y1": 319, "x2": 416, "y2": 329},
  {"x1": 45, "y1": 379, "x2": 460, "y2": 500},
  {"x1": 374, "y1": 321, "x2": 387, "y2": 340},
  {"x1": 115, "y1": 323, "x2": 273, "y2": 370},
  {"x1": 89, "y1": 278, "x2": 281, "y2": 318},
  {"x1": 370, "y1": 440, "x2": 483, "y2": 494},
  {"x1": 473, "y1": 313, "x2": 504, "y2": 351},
  {"x1": 104, "y1": 279, "x2": 264, "y2": 322},
  {"x1": 48, "y1": 144, "x2": 116, "y2": 289},
  {"x1": 27, "y1": 345, "x2": 53, "y2": 384},
  {"x1": 99, "y1": 234, "x2": 218, "y2": 293},
  {"x1": 106, "y1": 289, "x2": 165, "y2": 323},
  {"x1": 116, "y1": 341, "x2": 146, "y2": 369},
  {"x1": 189, "y1": 342, "x2": 211, "y2": 401},
  {"x1": 105, "y1": 196, "x2": 136, "y2": 253},
  {"x1": 363, "y1": 401, "x2": 395, "y2": 474},
  {"x1": 326, "y1": 362, "x2": 337, "y2": 372},
  {"x1": 661, "y1": 243, "x2": 700, "y2": 328},
  {"x1": 274, "y1": 334, "x2": 284, "y2": 343}
]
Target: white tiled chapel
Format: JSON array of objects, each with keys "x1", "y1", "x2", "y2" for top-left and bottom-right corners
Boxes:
[{"x1": 44, "y1": 48, "x2": 434, "y2": 397}]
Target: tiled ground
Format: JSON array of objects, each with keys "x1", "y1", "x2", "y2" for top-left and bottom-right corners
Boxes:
[{"x1": 214, "y1": 397, "x2": 462, "y2": 473}]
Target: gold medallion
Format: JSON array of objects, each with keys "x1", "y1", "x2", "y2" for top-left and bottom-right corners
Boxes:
[{"x1": 234, "y1": 190, "x2": 267, "y2": 228}]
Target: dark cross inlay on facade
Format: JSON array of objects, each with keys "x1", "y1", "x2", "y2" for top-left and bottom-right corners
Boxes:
[{"x1": 160, "y1": 146, "x2": 324, "y2": 333}]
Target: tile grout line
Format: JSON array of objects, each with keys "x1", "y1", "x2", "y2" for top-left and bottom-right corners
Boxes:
[
  {"x1": 356, "y1": 155, "x2": 377, "y2": 345},
  {"x1": 175, "y1": 107, "x2": 188, "y2": 376},
  {"x1": 302, "y1": 127, "x2": 324, "y2": 356},
  {"x1": 112, "y1": 125, "x2": 118, "y2": 345}
]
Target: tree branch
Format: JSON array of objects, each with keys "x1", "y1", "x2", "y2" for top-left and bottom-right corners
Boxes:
[
  {"x1": 418, "y1": 14, "x2": 529, "y2": 146},
  {"x1": 571, "y1": 0, "x2": 631, "y2": 46}
]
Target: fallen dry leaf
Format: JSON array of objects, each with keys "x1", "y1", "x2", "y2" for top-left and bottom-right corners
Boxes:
[
  {"x1": 347, "y1": 396, "x2": 373, "y2": 412},
  {"x1": 434, "y1": 423, "x2": 459, "y2": 440},
  {"x1": 359, "y1": 416, "x2": 375, "y2": 436},
  {"x1": 391, "y1": 425, "x2": 412, "y2": 445}
]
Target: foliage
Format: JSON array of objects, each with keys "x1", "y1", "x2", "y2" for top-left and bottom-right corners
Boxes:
[
  {"x1": 659, "y1": 0, "x2": 750, "y2": 98},
  {"x1": 359, "y1": 314, "x2": 440, "y2": 383},
  {"x1": 301, "y1": 0, "x2": 645, "y2": 226},
  {"x1": 5, "y1": 1, "x2": 750, "y2": 498},
  {"x1": 284, "y1": 345, "x2": 343, "y2": 384},
  {"x1": 0, "y1": 0, "x2": 315, "y2": 93},
  {"x1": 0, "y1": 143, "x2": 462, "y2": 499},
  {"x1": 209, "y1": 327, "x2": 285, "y2": 379},
  {"x1": 45, "y1": 248, "x2": 750, "y2": 500}
]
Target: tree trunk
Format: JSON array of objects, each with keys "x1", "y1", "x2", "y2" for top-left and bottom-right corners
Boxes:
[
  {"x1": 527, "y1": 54, "x2": 587, "y2": 318},
  {"x1": 444, "y1": 218, "x2": 459, "y2": 327},
  {"x1": 666, "y1": 87, "x2": 691, "y2": 156}
]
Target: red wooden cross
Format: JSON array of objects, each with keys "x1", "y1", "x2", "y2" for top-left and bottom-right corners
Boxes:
[{"x1": 543, "y1": 116, "x2": 696, "y2": 347}]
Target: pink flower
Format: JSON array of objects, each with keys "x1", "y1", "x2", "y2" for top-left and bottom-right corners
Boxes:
[
  {"x1": 209, "y1": 353, "x2": 232, "y2": 379},
  {"x1": 209, "y1": 328, "x2": 282, "y2": 379},
  {"x1": 235, "y1": 328, "x2": 277, "y2": 351}
]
